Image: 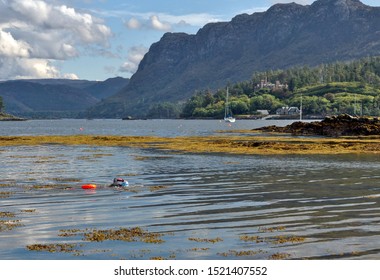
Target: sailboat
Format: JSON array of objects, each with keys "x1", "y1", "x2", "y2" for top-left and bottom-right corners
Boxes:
[{"x1": 224, "y1": 87, "x2": 236, "y2": 123}]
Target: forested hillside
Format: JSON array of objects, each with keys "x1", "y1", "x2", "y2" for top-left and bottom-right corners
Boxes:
[{"x1": 181, "y1": 56, "x2": 380, "y2": 118}]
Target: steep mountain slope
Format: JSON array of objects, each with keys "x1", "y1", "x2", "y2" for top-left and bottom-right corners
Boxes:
[
  {"x1": 89, "y1": 0, "x2": 380, "y2": 118},
  {"x1": 85, "y1": 77, "x2": 130, "y2": 100}
]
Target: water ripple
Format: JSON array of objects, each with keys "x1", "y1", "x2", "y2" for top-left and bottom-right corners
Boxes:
[{"x1": 2, "y1": 144, "x2": 380, "y2": 259}]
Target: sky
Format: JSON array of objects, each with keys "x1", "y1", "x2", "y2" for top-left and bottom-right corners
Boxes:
[{"x1": 0, "y1": 0, "x2": 379, "y2": 81}]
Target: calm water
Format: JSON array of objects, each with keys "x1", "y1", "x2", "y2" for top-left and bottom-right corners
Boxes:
[
  {"x1": 0, "y1": 118, "x2": 297, "y2": 137},
  {"x1": 1, "y1": 119, "x2": 380, "y2": 260}
]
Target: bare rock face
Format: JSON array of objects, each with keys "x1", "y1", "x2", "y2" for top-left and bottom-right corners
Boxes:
[
  {"x1": 311, "y1": 0, "x2": 364, "y2": 21},
  {"x1": 89, "y1": 0, "x2": 380, "y2": 118},
  {"x1": 258, "y1": 114, "x2": 380, "y2": 137}
]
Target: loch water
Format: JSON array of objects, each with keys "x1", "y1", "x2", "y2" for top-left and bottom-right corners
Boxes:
[{"x1": 1, "y1": 119, "x2": 380, "y2": 260}]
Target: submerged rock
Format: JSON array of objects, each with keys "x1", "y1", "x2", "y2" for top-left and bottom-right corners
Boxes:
[{"x1": 256, "y1": 114, "x2": 380, "y2": 137}]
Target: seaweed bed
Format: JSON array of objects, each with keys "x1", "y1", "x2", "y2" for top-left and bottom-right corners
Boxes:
[
  {"x1": 2, "y1": 116, "x2": 375, "y2": 260},
  {"x1": 1, "y1": 130, "x2": 380, "y2": 155},
  {"x1": 24, "y1": 225, "x2": 304, "y2": 260}
]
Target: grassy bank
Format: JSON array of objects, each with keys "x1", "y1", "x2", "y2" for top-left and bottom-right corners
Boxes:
[{"x1": 1, "y1": 134, "x2": 380, "y2": 155}]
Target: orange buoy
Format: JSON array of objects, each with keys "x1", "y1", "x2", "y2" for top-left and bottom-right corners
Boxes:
[{"x1": 81, "y1": 184, "x2": 97, "y2": 189}]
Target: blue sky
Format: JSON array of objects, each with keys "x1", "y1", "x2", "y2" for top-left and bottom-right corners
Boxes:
[{"x1": 0, "y1": 0, "x2": 378, "y2": 81}]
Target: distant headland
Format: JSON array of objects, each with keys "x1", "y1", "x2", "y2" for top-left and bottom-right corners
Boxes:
[{"x1": 0, "y1": 112, "x2": 27, "y2": 121}]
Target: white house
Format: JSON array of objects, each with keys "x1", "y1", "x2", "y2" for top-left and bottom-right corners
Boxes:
[
  {"x1": 276, "y1": 106, "x2": 300, "y2": 115},
  {"x1": 257, "y1": 110, "x2": 270, "y2": 115}
]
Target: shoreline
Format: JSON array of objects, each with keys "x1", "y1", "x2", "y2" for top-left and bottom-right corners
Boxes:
[
  {"x1": 1, "y1": 134, "x2": 380, "y2": 155},
  {"x1": 0, "y1": 112, "x2": 27, "y2": 121}
]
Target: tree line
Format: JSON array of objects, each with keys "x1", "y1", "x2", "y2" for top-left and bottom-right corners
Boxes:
[{"x1": 178, "y1": 56, "x2": 380, "y2": 118}]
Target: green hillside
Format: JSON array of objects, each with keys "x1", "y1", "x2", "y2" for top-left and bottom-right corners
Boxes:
[{"x1": 180, "y1": 56, "x2": 380, "y2": 118}]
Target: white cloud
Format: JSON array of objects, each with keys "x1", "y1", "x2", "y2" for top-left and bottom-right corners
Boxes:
[
  {"x1": 0, "y1": 30, "x2": 30, "y2": 58},
  {"x1": 8, "y1": 0, "x2": 51, "y2": 25},
  {"x1": 238, "y1": 7, "x2": 270, "y2": 15},
  {"x1": 0, "y1": 0, "x2": 112, "y2": 80},
  {"x1": 125, "y1": 14, "x2": 172, "y2": 31},
  {"x1": 159, "y1": 13, "x2": 222, "y2": 27},
  {"x1": 62, "y1": 73, "x2": 79, "y2": 80},
  {"x1": 0, "y1": 56, "x2": 78, "y2": 80},
  {"x1": 119, "y1": 45, "x2": 148, "y2": 75},
  {"x1": 126, "y1": 17, "x2": 142, "y2": 29},
  {"x1": 149, "y1": 15, "x2": 171, "y2": 31},
  {"x1": 123, "y1": 11, "x2": 225, "y2": 32}
]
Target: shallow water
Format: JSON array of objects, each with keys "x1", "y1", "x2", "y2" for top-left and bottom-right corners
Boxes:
[{"x1": 1, "y1": 119, "x2": 380, "y2": 260}]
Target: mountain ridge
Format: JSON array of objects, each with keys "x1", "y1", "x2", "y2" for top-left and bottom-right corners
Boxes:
[
  {"x1": 0, "y1": 77, "x2": 129, "y2": 118},
  {"x1": 89, "y1": 0, "x2": 380, "y2": 118}
]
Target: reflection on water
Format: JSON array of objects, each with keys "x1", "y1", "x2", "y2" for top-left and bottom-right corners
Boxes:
[
  {"x1": 2, "y1": 142, "x2": 380, "y2": 260},
  {"x1": 0, "y1": 118, "x2": 298, "y2": 137}
]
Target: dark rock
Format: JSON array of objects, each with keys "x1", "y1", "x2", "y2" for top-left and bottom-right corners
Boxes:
[{"x1": 256, "y1": 114, "x2": 380, "y2": 137}]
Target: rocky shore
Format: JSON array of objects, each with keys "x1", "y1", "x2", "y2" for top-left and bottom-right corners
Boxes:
[
  {"x1": 256, "y1": 114, "x2": 380, "y2": 137},
  {"x1": 0, "y1": 112, "x2": 26, "y2": 121}
]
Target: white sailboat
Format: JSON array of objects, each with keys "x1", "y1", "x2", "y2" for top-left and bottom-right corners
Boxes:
[{"x1": 224, "y1": 87, "x2": 236, "y2": 123}]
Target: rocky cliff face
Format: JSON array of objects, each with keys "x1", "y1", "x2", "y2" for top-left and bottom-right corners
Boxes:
[{"x1": 90, "y1": 0, "x2": 380, "y2": 118}]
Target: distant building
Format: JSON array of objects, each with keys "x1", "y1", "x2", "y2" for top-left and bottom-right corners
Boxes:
[
  {"x1": 257, "y1": 110, "x2": 269, "y2": 115},
  {"x1": 256, "y1": 77, "x2": 288, "y2": 90},
  {"x1": 276, "y1": 106, "x2": 300, "y2": 115}
]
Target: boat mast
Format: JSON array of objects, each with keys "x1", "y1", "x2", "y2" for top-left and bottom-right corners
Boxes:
[{"x1": 225, "y1": 87, "x2": 229, "y2": 118}]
